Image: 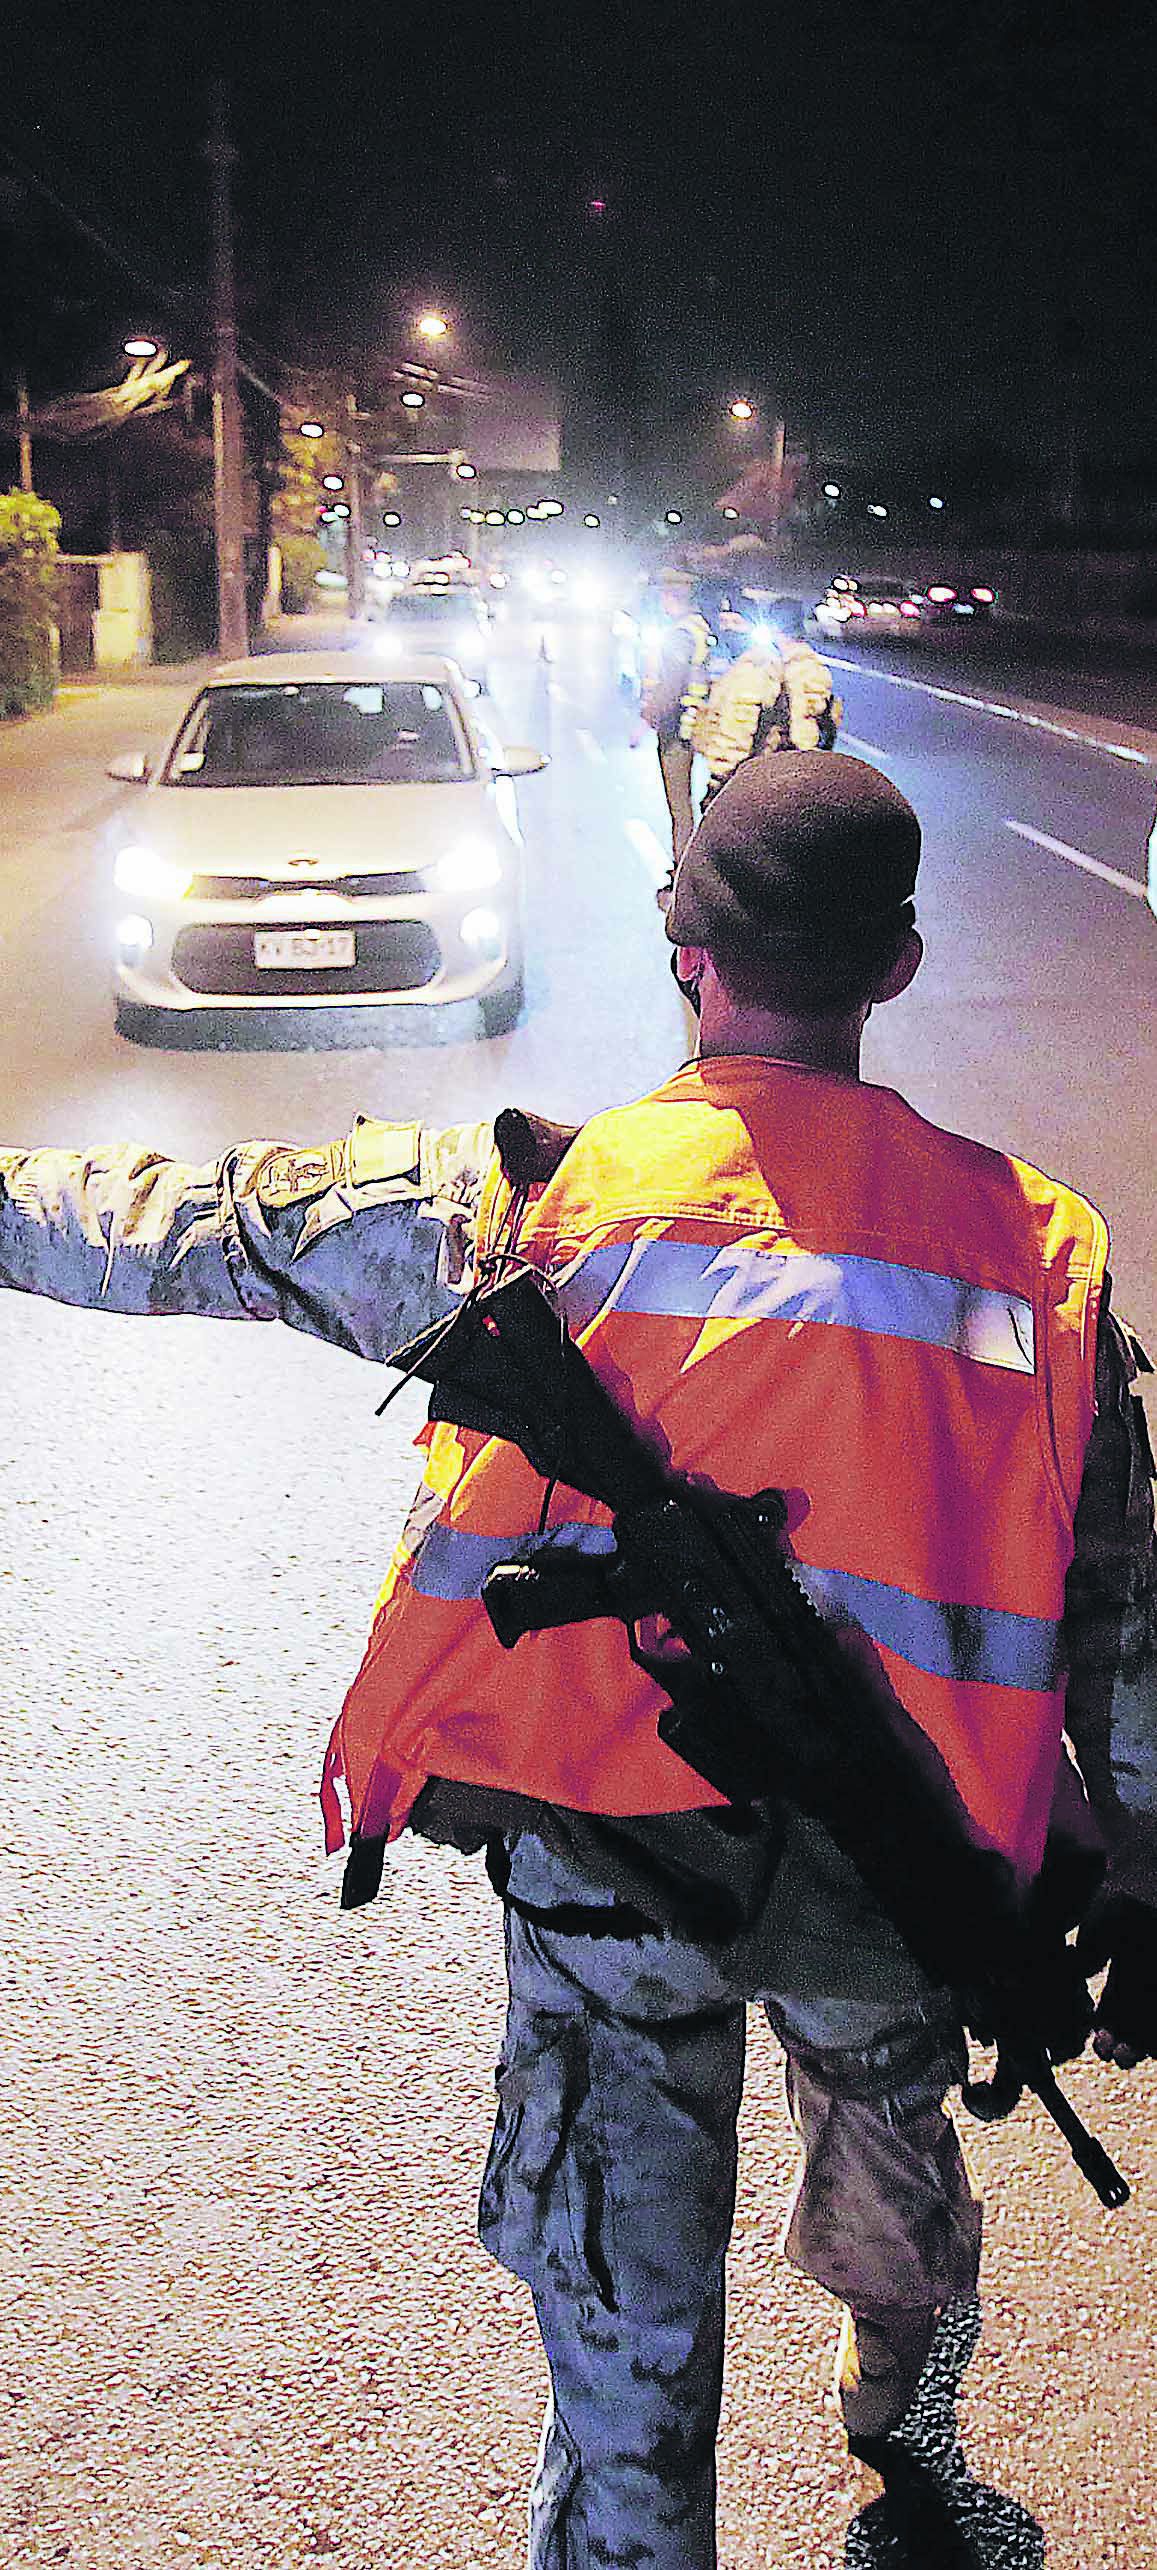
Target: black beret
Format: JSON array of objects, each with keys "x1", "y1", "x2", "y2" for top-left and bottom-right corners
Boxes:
[{"x1": 665, "y1": 753, "x2": 921, "y2": 964}]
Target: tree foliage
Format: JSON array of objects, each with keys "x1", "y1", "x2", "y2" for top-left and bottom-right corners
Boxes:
[
  {"x1": 274, "y1": 425, "x2": 347, "y2": 537},
  {"x1": 0, "y1": 489, "x2": 61, "y2": 718}
]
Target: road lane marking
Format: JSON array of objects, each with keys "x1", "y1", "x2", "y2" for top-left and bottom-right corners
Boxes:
[
  {"x1": 576, "y1": 728, "x2": 607, "y2": 763},
  {"x1": 1004, "y1": 819, "x2": 1148, "y2": 898},
  {"x1": 825, "y1": 657, "x2": 1153, "y2": 765},
  {"x1": 625, "y1": 818, "x2": 670, "y2": 883},
  {"x1": 840, "y1": 733, "x2": 889, "y2": 760}
]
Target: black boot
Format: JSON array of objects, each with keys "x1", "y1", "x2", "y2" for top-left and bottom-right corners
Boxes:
[{"x1": 843, "y1": 2299, "x2": 1044, "y2": 2569}]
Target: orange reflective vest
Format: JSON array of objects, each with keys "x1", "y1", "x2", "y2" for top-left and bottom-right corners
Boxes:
[{"x1": 323, "y1": 1059, "x2": 1108, "y2": 1884}]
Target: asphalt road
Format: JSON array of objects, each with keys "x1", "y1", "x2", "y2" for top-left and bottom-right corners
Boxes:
[{"x1": 0, "y1": 620, "x2": 1154, "y2": 2570}]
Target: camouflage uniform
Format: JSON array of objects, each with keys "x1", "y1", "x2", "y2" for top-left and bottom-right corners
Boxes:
[
  {"x1": 0, "y1": 1118, "x2": 494, "y2": 1349},
  {"x1": 481, "y1": 1823, "x2": 980, "y2": 2570}
]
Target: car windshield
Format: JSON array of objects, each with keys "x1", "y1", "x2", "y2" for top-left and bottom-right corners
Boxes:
[{"x1": 164, "y1": 680, "x2": 471, "y2": 787}]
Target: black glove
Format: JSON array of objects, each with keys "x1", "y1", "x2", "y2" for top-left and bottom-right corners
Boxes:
[{"x1": 1075, "y1": 1895, "x2": 1157, "y2": 2066}]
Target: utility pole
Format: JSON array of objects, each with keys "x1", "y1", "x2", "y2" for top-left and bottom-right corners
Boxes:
[
  {"x1": 205, "y1": 83, "x2": 249, "y2": 659},
  {"x1": 15, "y1": 375, "x2": 33, "y2": 494},
  {"x1": 345, "y1": 391, "x2": 366, "y2": 621}
]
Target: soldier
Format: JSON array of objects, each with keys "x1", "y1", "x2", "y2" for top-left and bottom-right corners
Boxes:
[
  {"x1": 0, "y1": 758, "x2": 1154, "y2": 2567},
  {"x1": 639, "y1": 569, "x2": 715, "y2": 860},
  {"x1": 691, "y1": 594, "x2": 841, "y2": 806}
]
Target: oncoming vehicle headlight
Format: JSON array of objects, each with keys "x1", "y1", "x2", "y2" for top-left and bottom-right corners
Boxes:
[
  {"x1": 113, "y1": 845, "x2": 194, "y2": 902},
  {"x1": 434, "y1": 841, "x2": 503, "y2": 893}
]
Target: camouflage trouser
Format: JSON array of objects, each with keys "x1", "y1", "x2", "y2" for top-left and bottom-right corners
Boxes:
[
  {"x1": 479, "y1": 1822, "x2": 982, "y2": 2570},
  {"x1": 656, "y1": 736, "x2": 696, "y2": 859}
]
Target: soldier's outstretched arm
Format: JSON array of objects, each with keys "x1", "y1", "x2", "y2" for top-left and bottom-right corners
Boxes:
[{"x1": 0, "y1": 1117, "x2": 496, "y2": 1362}]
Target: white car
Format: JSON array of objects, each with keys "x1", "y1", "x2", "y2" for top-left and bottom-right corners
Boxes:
[{"x1": 107, "y1": 654, "x2": 547, "y2": 1039}]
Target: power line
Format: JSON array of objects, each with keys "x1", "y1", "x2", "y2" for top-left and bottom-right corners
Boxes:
[{"x1": 0, "y1": 135, "x2": 187, "y2": 313}]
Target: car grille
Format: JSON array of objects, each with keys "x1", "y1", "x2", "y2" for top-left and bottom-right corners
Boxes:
[
  {"x1": 188, "y1": 869, "x2": 429, "y2": 901},
  {"x1": 172, "y1": 921, "x2": 441, "y2": 997}
]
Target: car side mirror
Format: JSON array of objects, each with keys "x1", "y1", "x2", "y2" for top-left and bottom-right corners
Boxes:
[
  {"x1": 494, "y1": 745, "x2": 549, "y2": 778},
  {"x1": 107, "y1": 750, "x2": 150, "y2": 783}
]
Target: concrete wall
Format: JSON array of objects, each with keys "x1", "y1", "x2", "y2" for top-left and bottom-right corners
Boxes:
[{"x1": 58, "y1": 553, "x2": 153, "y2": 667}]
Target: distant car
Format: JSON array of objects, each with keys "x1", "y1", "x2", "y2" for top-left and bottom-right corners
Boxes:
[
  {"x1": 902, "y1": 580, "x2": 998, "y2": 626},
  {"x1": 369, "y1": 584, "x2": 491, "y2": 688},
  {"x1": 106, "y1": 654, "x2": 548, "y2": 1040},
  {"x1": 812, "y1": 575, "x2": 924, "y2": 641}
]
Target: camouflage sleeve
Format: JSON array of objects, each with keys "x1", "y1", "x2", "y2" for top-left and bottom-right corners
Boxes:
[
  {"x1": 0, "y1": 1116, "x2": 496, "y2": 1362},
  {"x1": 1063, "y1": 1292, "x2": 1157, "y2": 1904}
]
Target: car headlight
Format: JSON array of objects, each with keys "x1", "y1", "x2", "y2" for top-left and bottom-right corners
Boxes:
[
  {"x1": 113, "y1": 845, "x2": 194, "y2": 902},
  {"x1": 434, "y1": 841, "x2": 503, "y2": 893}
]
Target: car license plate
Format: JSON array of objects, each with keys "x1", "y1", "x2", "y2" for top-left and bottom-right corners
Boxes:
[{"x1": 254, "y1": 930, "x2": 355, "y2": 970}]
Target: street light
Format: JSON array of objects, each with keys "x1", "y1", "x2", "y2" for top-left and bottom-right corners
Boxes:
[
  {"x1": 300, "y1": 420, "x2": 325, "y2": 439},
  {"x1": 124, "y1": 335, "x2": 161, "y2": 359},
  {"x1": 867, "y1": 502, "x2": 888, "y2": 518},
  {"x1": 929, "y1": 494, "x2": 946, "y2": 510},
  {"x1": 729, "y1": 398, "x2": 755, "y2": 423},
  {"x1": 416, "y1": 311, "x2": 449, "y2": 341},
  {"x1": 722, "y1": 506, "x2": 739, "y2": 521},
  {"x1": 322, "y1": 474, "x2": 344, "y2": 492},
  {"x1": 584, "y1": 513, "x2": 600, "y2": 528},
  {"x1": 823, "y1": 483, "x2": 841, "y2": 500},
  {"x1": 454, "y1": 461, "x2": 477, "y2": 480},
  {"x1": 400, "y1": 390, "x2": 425, "y2": 409},
  {"x1": 665, "y1": 509, "x2": 683, "y2": 526},
  {"x1": 507, "y1": 509, "x2": 525, "y2": 524}
]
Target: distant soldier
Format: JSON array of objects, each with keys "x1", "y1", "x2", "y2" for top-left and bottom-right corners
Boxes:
[
  {"x1": 639, "y1": 569, "x2": 715, "y2": 859},
  {"x1": 692, "y1": 593, "x2": 840, "y2": 806}
]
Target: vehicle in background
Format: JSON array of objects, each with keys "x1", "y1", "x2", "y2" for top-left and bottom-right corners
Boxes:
[
  {"x1": 902, "y1": 580, "x2": 998, "y2": 625},
  {"x1": 368, "y1": 583, "x2": 491, "y2": 688},
  {"x1": 105, "y1": 655, "x2": 547, "y2": 1041},
  {"x1": 812, "y1": 572, "x2": 998, "y2": 642},
  {"x1": 811, "y1": 575, "x2": 923, "y2": 640}
]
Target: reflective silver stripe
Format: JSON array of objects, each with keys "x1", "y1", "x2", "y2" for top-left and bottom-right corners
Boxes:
[
  {"x1": 553, "y1": 1238, "x2": 1035, "y2": 1373},
  {"x1": 795, "y1": 1561, "x2": 1061, "y2": 1692},
  {"x1": 406, "y1": 1515, "x2": 1060, "y2": 1690},
  {"x1": 409, "y1": 1517, "x2": 616, "y2": 1602}
]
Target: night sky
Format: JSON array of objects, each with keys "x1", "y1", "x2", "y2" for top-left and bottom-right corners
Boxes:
[{"x1": 7, "y1": 0, "x2": 1157, "y2": 471}]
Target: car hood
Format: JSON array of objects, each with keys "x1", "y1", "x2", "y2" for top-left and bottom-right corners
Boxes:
[{"x1": 131, "y1": 780, "x2": 499, "y2": 876}]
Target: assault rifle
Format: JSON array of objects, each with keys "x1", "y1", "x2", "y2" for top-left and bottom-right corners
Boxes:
[{"x1": 386, "y1": 1261, "x2": 1130, "y2": 2209}]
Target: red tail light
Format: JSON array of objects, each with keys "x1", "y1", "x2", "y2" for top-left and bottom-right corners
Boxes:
[
  {"x1": 900, "y1": 601, "x2": 920, "y2": 618},
  {"x1": 848, "y1": 600, "x2": 867, "y2": 616},
  {"x1": 928, "y1": 585, "x2": 956, "y2": 604},
  {"x1": 971, "y1": 586, "x2": 995, "y2": 604}
]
